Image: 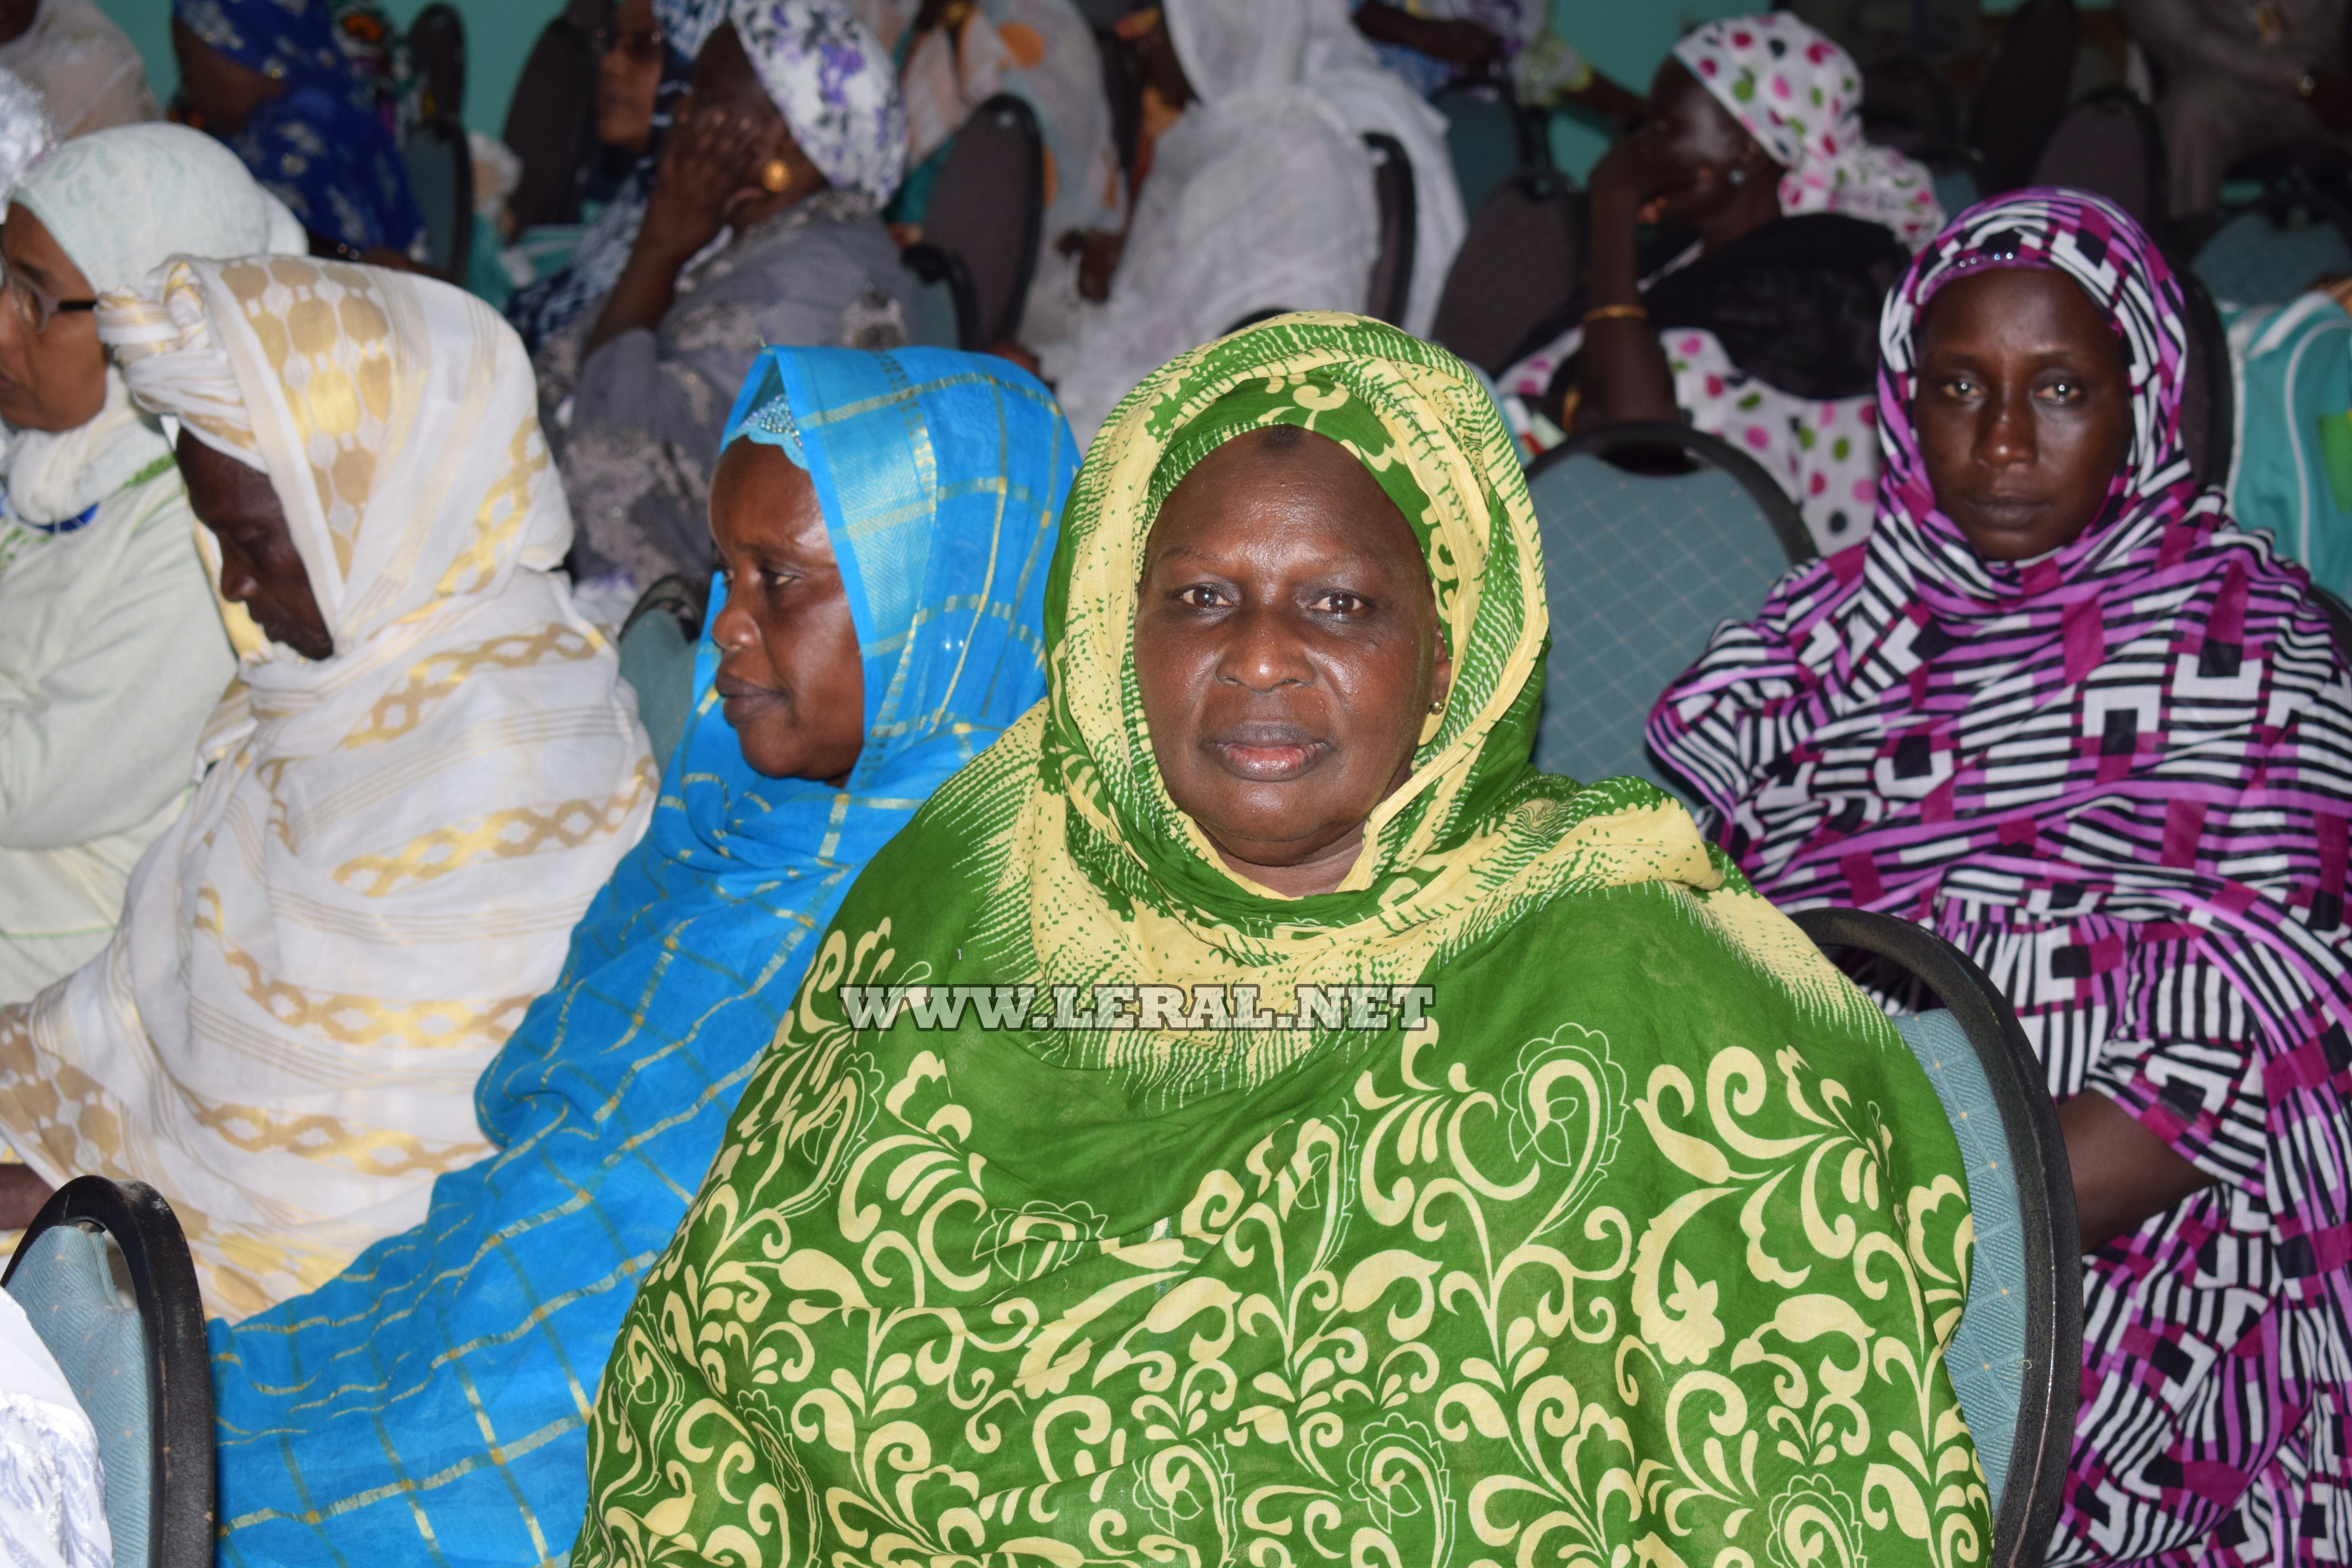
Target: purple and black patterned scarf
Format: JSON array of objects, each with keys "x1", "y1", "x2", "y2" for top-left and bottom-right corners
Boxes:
[{"x1": 1651, "y1": 188, "x2": 2352, "y2": 1561}]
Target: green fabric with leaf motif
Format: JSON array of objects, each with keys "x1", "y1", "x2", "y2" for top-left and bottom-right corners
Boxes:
[{"x1": 570, "y1": 313, "x2": 1993, "y2": 1568}]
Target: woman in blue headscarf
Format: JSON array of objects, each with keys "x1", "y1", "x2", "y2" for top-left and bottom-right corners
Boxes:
[
  {"x1": 205, "y1": 345, "x2": 1075, "y2": 1565},
  {"x1": 170, "y1": 0, "x2": 423, "y2": 257}
]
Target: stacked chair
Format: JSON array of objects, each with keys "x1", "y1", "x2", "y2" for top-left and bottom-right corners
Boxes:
[
  {"x1": 4, "y1": 1177, "x2": 213, "y2": 1568},
  {"x1": 398, "y1": 3, "x2": 474, "y2": 285},
  {"x1": 903, "y1": 95, "x2": 1047, "y2": 351}
]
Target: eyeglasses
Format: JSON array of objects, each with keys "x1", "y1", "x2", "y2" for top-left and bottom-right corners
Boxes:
[
  {"x1": 593, "y1": 24, "x2": 664, "y2": 64},
  {"x1": 1, "y1": 267, "x2": 96, "y2": 335}
]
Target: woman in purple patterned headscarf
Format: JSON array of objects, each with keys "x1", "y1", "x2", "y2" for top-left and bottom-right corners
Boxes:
[
  {"x1": 1651, "y1": 189, "x2": 2352, "y2": 1564},
  {"x1": 547, "y1": 0, "x2": 913, "y2": 628}
]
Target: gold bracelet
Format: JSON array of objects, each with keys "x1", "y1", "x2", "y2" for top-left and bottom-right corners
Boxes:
[{"x1": 1583, "y1": 303, "x2": 1649, "y2": 324}]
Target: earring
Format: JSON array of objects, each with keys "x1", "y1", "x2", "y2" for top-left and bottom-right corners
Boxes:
[
  {"x1": 1726, "y1": 166, "x2": 1747, "y2": 186},
  {"x1": 759, "y1": 157, "x2": 791, "y2": 192},
  {"x1": 1428, "y1": 699, "x2": 1444, "y2": 713}
]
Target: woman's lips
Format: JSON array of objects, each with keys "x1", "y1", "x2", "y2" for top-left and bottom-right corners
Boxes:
[
  {"x1": 715, "y1": 672, "x2": 782, "y2": 726},
  {"x1": 1205, "y1": 723, "x2": 1326, "y2": 782},
  {"x1": 1958, "y1": 493, "x2": 2049, "y2": 522}
]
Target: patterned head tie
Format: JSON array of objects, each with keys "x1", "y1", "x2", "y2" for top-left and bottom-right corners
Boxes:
[
  {"x1": 726, "y1": 0, "x2": 907, "y2": 206},
  {"x1": 98, "y1": 260, "x2": 260, "y2": 469},
  {"x1": 1876, "y1": 187, "x2": 2195, "y2": 572},
  {"x1": 720, "y1": 352, "x2": 808, "y2": 468},
  {"x1": 1672, "y1": 13, "x2": 1943, "y2": 250}
]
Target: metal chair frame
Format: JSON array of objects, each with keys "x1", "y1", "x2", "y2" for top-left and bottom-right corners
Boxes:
[
  {"x1": 902, "y1": 94, "x2": 1044, "y2": 352},
  {"x1": 406, "y1": 2, "x2": 467, "y2": 125},
  {"x1": 1362, "y1": 131, "x2": 1417, "y2": 327},
  {"x1": 4, "y1": 1177, "x2": 213, "y2": 1568},
  {"x1": 620, "y1": 572, "x2": 710, "y2": 643},
  {"x1": 2031, "y1": 86, "x2": 2169, "y2": 241},
  {"x1": 1791, "y1": 908, "x2": 2081, "y2": 1568},
  {"x1": 403, "y1": 113, "x2": 476, "y2": 286},
  {"x1": 1967, "y1": 0, "x2": 2080, "y2": 193},
  {"x1": 1429, "y1": 165, "x2": 1583, "y2": 376},
  {"x1": 1532, "y1": 419, "x2": 1814, "y2": 565}
]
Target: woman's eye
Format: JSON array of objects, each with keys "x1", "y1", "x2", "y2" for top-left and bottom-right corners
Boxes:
[
  {"x1": 1318, "y1": 592, "x2": 1369, "y2": 616},
  {"x1": 1174, "y1": 584, "x2": 1224, "y2": 609},
  {"x1": 2037, "y1": 380, "x2": 2081, "y2": 403}
]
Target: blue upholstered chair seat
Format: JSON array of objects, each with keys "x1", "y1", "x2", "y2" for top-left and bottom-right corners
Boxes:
[
  {"x1": 7, "y1": 1223, "x2": 150, "y2": 1568},
  {"x1": 1893, "y1": 1010, "x2": 2031, "y2": 1518}
]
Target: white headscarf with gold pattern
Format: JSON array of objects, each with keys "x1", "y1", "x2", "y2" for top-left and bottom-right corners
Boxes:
[{"x1": 0, "y1": 257, "x2": 656, "y2": 1319}]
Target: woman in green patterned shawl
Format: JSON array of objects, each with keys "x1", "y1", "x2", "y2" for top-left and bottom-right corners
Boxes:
[{"x1": 571, "y1": 313, "x2": 1994, "y2": 1568}]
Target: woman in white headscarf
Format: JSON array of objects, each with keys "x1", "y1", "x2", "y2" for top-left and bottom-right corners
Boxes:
[
  {"x1": 0, "y1": 255, "x2": 655, "y2": 1316},
  {"x1": 0, "y1": 123, "x2": 309, "y2": 1006},
  {"x1": 0, "y1": 0, "x2": 157, "y2": 139},
  {"x1": 1300, "y1": 0, "x2": 1466, "y2": 337},
  {"x1": 1040, "y1": 0, "x2": 1378, "y2": 444}
]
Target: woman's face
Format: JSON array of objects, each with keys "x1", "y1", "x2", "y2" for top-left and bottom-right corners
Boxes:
[
  {"x1": 0, "y1": 206, "x2": 104, "y2": 432},
  {"x1": 596, "y1": 0, "x2": 666, "y2": 152},
  {"x1": 169, "y1": 19, "x2": 283, "y2": 137},
  {"x1": 1630, "y1": 58, "x2": 1773, "y2": 227},
  {"x1": 176, "y1": 432, "x2": 334, "y2": 660},
  {"x1": 1913, "y1": 267, "x2": 2134, "y2": 562},
  {"x1": 1134, "y1": 428, "x2": 1450, "y2": 893},
  {"x1": 708, "y1": 440, "x2": 866, "y2": 782},
  {"x1": 680, "y1": 20, "x2": 820, "y2": 217}
]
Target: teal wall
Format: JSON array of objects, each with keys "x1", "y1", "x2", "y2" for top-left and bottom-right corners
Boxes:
[
  {"x1": 97, "y1": 0, "x2": 2036, "y2": 175},
  {"x1": 94, "y1": 0, "x2": 565, "y2": 137},
  {"x1": 1543, "y1": 0, "x2": 1761, "y2": 179},
  {"x1": 96, "y1": 0, "x2": 1732, "y2": 166}
]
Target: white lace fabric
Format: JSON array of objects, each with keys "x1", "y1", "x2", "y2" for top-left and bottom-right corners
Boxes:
[{"x1": 0, "y1": 1290, "x2": 110, "y2": 1568}]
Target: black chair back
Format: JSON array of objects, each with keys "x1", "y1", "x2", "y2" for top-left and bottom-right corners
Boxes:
[
  {"x1": 906, "y1": 94, "x2": 1044, "y2": 350},
  {"x1": 1430, "y1": 167, "x2": 1582, "y2": 376},
  {"x1": 2177, "y1": 267, "x2": 2234, "y2": 489},
  {"x1": 402, "y1": 114, "x2": 475, "y2": 283},
  {"x1": 1789, "y1": 909, "x2": 2080, "y2": 1568},
  {"x1": 2031, "y1": 87, "x2": 2166, "y2": 236},
  {"x1": 406, "y1": 2, "x2": 466, "y2": 125},
  {"x1": 1097, "y1": 24, "x2": 1143, "y2": 194},
  {"x1": 1539, "y1": 418, "x2": 1812, "y2": 559},
  {"x1": 5, "y1": 1177, "x2": 213, "y2": 1568},
  {"x1": 1861, "y1": 53, "x2": 1962, "y2": 163},
  {"x1": 1363, "y1": 132, "x2": 1417, "y2": 327},
  {"x1": 1968, "y1": 0, "x2": 2078, "y2": 193},
  {"x1": 502, "y1": 2, "x2": 606, "y2": 231}
]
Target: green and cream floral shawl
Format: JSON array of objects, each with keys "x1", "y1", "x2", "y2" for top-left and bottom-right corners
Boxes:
[{"x1": 572, "y1": 314, "x2": 1993, "y2": 1568}]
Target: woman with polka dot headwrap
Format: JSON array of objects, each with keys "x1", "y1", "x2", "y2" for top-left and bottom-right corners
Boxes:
[{"x1": 1501, "y1": 13, "x2": 1942, "y2": 555}]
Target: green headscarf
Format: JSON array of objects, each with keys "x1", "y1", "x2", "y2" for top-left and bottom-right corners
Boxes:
[{"x1": 571, "y1": 314, "x2": 1992, "y2": 1568}]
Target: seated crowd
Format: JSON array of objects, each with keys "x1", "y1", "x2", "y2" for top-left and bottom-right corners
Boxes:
[{"x1": 0, "y1": 0, "x2": 2346, "y2": 1565}]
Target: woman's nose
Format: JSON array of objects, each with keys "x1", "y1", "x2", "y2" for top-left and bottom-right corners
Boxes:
[
  {"x1": 1976, "y1": 386, "x2": 2037, "y2": 468},
  {"x1": 710, "y1": 590, "x2": 757, "y2": 651},
  {"x1": 1219, "y1": 603, "x2": 1312, "y2": 691}
]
